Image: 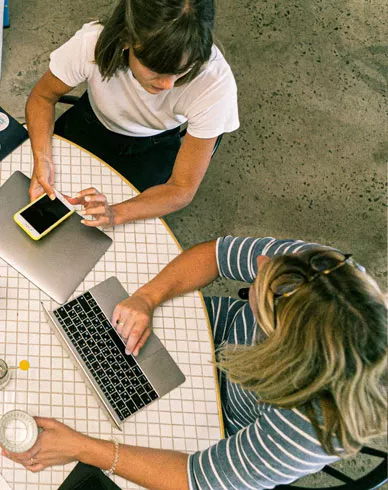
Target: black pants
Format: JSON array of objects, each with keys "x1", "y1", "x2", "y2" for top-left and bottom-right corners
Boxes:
[{"x1": 54, "y1": 92, "x2": 181, "y2": 192}]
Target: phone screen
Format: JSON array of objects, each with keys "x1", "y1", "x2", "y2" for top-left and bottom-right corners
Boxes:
[{"x1": 20, "y1": 195, "x2": 71, "y2": 234}]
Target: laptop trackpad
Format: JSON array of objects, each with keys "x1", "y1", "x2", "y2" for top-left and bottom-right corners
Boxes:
[
  {"x1": 136, "y1": 332, "x2": 164, "y2": 360},
  {"x1": 139, "y1": 349, "x2": 186, "y2": 397}
]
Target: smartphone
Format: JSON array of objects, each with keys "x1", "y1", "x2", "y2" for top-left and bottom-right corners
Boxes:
[{"x1": 13, "y1": 191, "x2": 75, "y2": 240}]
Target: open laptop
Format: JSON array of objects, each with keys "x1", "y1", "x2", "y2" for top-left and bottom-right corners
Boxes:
[
  {"x1": 0, "y1": 171, "x2": 112, "y2": 303},
  {"x1": 43, "y1": 276, "x2": 186, "y2": 429}
]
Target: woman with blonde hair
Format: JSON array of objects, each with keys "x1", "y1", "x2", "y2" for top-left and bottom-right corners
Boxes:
[{"x1": 2, "y1": 236, "x2": 386, "y2": 489}]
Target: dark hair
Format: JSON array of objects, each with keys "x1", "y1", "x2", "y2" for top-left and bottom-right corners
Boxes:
[{"x1": 95, "y1": 0, "x2": 215, "y2": 83}]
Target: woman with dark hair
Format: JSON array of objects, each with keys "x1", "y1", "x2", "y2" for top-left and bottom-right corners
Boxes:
[
  {"x1": 2, "y1": 236, "x2": 387, "y2": 489},
  {"x1": 26, "y1": 0, "x2": 239, "y2": 227}
]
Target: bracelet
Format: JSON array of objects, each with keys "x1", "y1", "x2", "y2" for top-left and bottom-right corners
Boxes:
[{"x1": 103, "y1": 438, "x2": 120, "y2": 476}]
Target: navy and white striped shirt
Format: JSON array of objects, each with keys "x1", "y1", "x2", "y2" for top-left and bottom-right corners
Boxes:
[{"x1": 188, "y1": 236, "x2": 341, "y2": 489}]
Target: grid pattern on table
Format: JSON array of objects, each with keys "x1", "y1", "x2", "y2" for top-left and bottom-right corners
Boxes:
[{"x1": 0, "y1": 138, "x2": 222, "y2": 490}]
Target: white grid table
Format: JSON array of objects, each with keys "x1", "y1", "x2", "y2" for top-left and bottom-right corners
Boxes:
[{"x1": 0, "y1": 137, "x2": 223, "y2": 490}]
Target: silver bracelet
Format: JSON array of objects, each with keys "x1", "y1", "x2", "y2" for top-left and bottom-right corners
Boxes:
[{"x1": 103, "y1": 438, "x2": 120, "y2": 476}]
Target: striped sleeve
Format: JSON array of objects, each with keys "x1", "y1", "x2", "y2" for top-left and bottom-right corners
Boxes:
[
  {"x1": 215, "y1": 236, "x2": 318, "y2": 283},
  {"x1": 188, "y1": 407, "x2": 339, "y2": 490}
]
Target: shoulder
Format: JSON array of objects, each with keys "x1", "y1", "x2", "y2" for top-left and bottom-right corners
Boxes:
[
  {"x1": 188, "y1": 45, "x2": 236, "y2": 90},
  {"x1": 51, "y1": 21, "x2": 103, "y2": 59},
  {"x1": 50, "y1": 21, "x2": 103, "y2": 84},
  {"x1": 202, "y1": 45, "x2": 234, "y2": 75},
  {"x1": 216, "y1": 236, "x2": 319, "y2": 257},
  {"x1": 73, "y1": 21, "x2": 102, "y2": 43}
]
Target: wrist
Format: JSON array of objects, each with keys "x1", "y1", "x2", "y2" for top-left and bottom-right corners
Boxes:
[
  {"x1": 72, "y1": 432, "x2": 95, "y2": 461},
  {"x1": 111, "y1": 202, "x2": 131, "y2": 226},
  {"x1": 76, "y1": 435, "x2": 120, "y2": 473},
  {"x1": 132, "y1": 287, "x2": 160, "y2": 311},
  {"x1": 103, "y1": 438, "x2": 120, "y2": 476},
  {"x1": 32, "y1": 150, "x2": 53, "y2": 162}
]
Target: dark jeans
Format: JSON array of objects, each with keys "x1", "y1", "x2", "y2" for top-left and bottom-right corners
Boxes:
[{"x1": 54, "y1": 92, "x2": 181, "y2": 192}]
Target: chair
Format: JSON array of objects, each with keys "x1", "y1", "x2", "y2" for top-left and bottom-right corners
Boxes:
[
  {"x1": 57, "y1": 95, "x2": 223, "y2": 158},
  {"x1": 276, "y1": 446, "x2": 388, "y2": 490},
  {"x1": 238, "y1": 287, "x2": 250, "y2": 300}
]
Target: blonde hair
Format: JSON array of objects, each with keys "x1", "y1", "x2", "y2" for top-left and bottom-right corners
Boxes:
[{"x1": 217, "y1": 247, "x2": 387, "y2": 457}]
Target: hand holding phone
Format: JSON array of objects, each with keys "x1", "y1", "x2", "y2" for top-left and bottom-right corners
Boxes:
[
  {"x1": 29, "y1": 157, "x2": 56, "y2": 202},
  {"x1": 13, "y1": 191, "x2": 75, "y2": 240}
]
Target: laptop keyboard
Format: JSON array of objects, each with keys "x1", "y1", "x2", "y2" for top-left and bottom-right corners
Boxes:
[{"x1": 53, "y1": 292, "x2": 159, "y2": 421}]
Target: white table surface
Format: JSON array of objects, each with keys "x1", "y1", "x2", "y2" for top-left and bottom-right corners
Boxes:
[{"x1": 0, "y1": 136, "x2": 223, "y2": 490}]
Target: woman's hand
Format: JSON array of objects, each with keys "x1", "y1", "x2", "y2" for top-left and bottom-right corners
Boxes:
[
  {"x1": 0, "y1": 417, "x2": 89, "y2": 472},
  {"x1": 29, "y1": 157, "x2": 56, "y2": 201},
  {"x1": 68, "y1": 187, "x2": 115, "y2": 228},
  {"x1": 112, "y1": 293, "x2": 156, "y2": 356}
]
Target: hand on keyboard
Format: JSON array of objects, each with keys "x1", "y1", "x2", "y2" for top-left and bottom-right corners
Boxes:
[{"x1": 112, "y1": 293, "x2": 154, "y2": 357}]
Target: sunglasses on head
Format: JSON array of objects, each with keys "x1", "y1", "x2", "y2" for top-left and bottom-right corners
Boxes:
[
  {"x1": 271, "y1": 250, "x2": 352, "y2": 328},
  {"x1": 271, "y1": 250, "x2": 353, "y2": 298}
]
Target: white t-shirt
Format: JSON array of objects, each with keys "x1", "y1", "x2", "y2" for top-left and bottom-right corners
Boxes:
[{"x1": 50, "y1": 22, "x2": 239, "y2": 138}]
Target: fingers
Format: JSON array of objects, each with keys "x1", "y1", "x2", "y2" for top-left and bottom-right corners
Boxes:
[
  {"x1": 82, "y1": 204, "x2": 108, "y2": 217},
  {"x1": 64, "y1": 195, "x2": 80, "y2": 205},
  {"x1": 113, "y1": 310, "x2": 151, "y2": 356},
  {"x1": 111, "y1": 303, "x2": 122, "y2": 327},
  {"x1": 116, "y1": 317, "x2": 150, "y2": 356},
  {"x1": 125, "y1": 325, "x2": 151, "y2": 356},
  {"x1": 29, "y1": 179, "x2": 45, "y2": 202},
  {"x1": 71, "y1": 188, "x2": 113, "y2": 228},
  {"x1": 25, "y1": 462, "x2": 45, "y2": 473},
  {"x1": 34, "y1": 416, "x2": 57, "y2": 429},
  {"x1": 1, "y1": 445, "x2": 40, "y2": 466},
  {"x1": 112, "y1": 299, "x2": 153, "y2": 356},
  {"x1": 81, "y1": 217, "x2": 110, "y2": 228},
  {"x1": 29, "y1": 187, "x2": 44, "y2": 202},
  {"x1": 74, "y1": 187, "x2": 100, "y2": 199},
  {"x1": 132, "y1": 327, "x2": 152, "y2": 357},
  {"x1": 31, "y1": 175, "x2": 55, "y2": 201},
  {"x1": 30, "y1": 158, "x2": 55, "y2": 201},
  {"x1": 73, "y1": 188, "x2": 101, "y2": 205},
  {"x1": 41, "y1": 182, "x2": 56, "y2": 201}
]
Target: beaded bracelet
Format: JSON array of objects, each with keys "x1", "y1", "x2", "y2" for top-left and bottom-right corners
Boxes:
[{"x1": 103, "y1": 438, "x2": 120, "y2": 476}]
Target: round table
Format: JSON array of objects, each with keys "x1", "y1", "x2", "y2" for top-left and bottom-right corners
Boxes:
[{"x1": 0, "y1": 137, "x2": 223, "y2": 490}]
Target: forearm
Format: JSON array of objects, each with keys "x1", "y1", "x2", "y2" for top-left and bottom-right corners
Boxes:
[
  {"x1": 112, "y1": 181, "x2": 194, "y2": 225},
  {"x1": 135, "y1": 240, "x2": 219, "y2": 308},
  {"x1": 79, "y1": 437, "x2": 189, "y2": 490},
  {"x1": 26, "y1": 91, "x2": 56, "y2": 162}
]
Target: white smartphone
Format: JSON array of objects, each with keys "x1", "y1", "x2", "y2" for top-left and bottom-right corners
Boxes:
[{"x1": 13, "y1": 191, "x2": 75, "y2": 240}]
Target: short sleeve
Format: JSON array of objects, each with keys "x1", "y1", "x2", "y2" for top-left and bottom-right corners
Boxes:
[
  {"x1": 215, "y1": 236, "x2": 316, "y2": 283},
  {"x1": 188, "y1": 407, "x2": 339, "y2": 490},
  {"x1": 49, "y1": 22, "x2": 100, "y2": 87},
  {"x1": 183, "y1": 48, "x2": 239, "y2": 139}
]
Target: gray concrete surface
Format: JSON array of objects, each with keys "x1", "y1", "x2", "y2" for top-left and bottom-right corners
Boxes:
[{"x1": 0, "y1": 0, "x2": 387, "y2": 487}]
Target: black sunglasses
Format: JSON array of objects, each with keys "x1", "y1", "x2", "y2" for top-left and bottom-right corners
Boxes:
[
  {"x1": 271, "y1": 251, "x2": 352, "y2": 298},
  {"x1": 271, "y1": 250, "x2": 352, "y2": 328}
]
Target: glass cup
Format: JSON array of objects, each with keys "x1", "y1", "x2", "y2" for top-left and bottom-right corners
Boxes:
[
  {"x1": 0, "y1": 359, "x2": 11, "y2": 390},
  {"x1": 0, "y1": 410, "x2": 39, "y2": 453}
]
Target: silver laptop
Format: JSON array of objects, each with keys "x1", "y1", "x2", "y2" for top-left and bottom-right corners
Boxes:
[
  {"x1": 0, "y1": 171, "x2": 112, "y2": 303},
  {"x1": 43, "y1": 276, "x2": 185, "y2": 428}
]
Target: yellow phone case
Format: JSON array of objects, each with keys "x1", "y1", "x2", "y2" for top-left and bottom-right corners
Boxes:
[{"x1": 13, "y1": 193, "x2": 75, "y2": 240}]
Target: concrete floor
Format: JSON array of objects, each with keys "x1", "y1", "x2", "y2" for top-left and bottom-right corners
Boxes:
[{"x1": 1, "y1": 0, "x2": 387, "y2": 488}]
